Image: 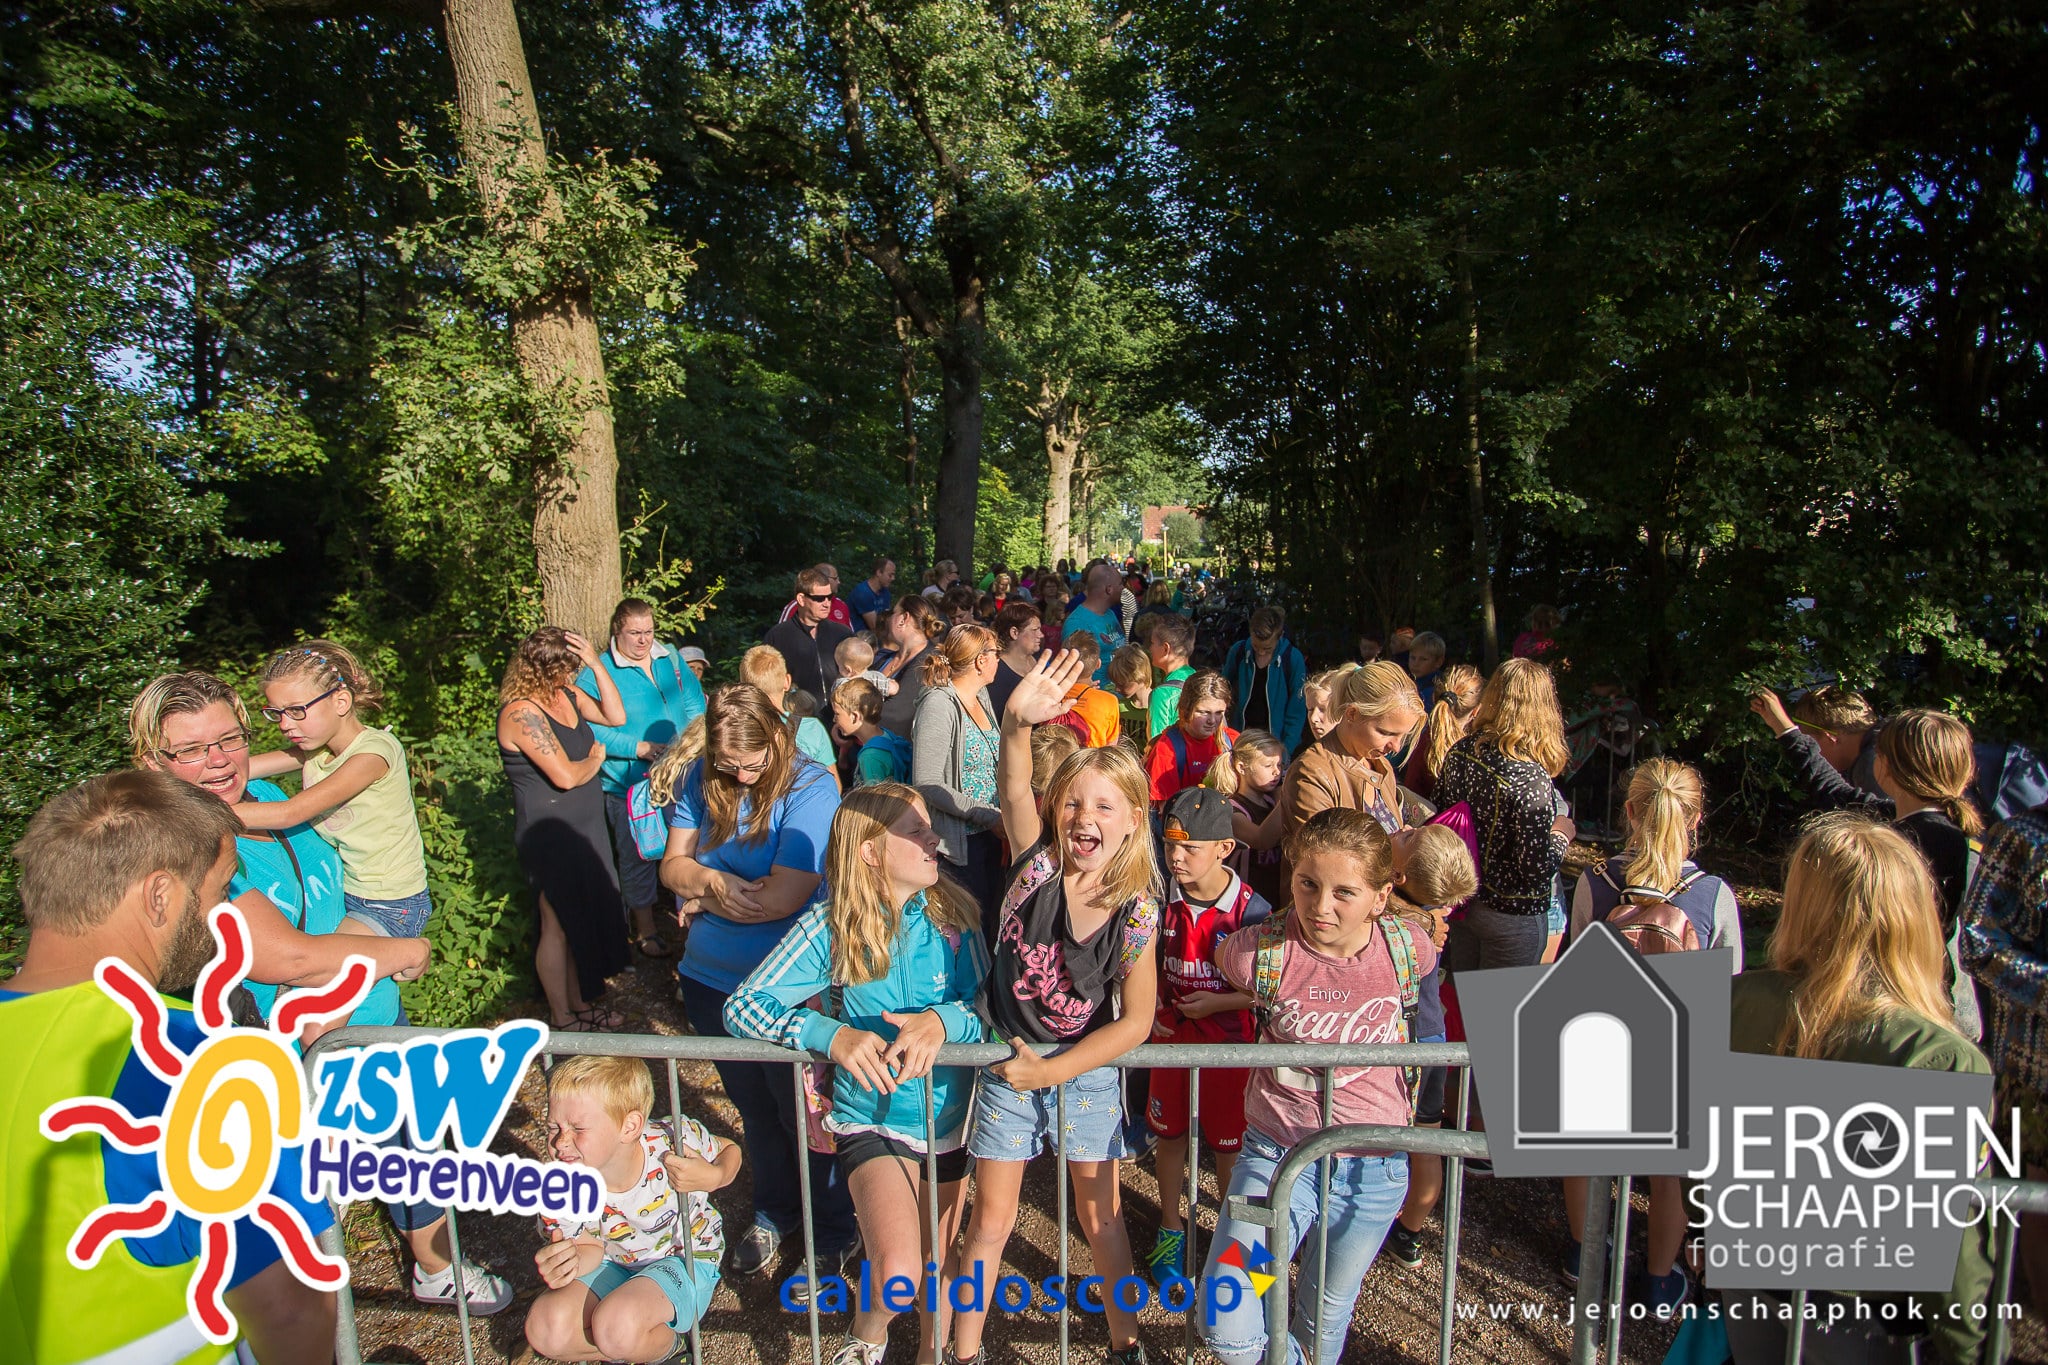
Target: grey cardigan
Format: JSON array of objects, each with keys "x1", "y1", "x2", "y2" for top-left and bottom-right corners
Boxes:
[{"x1": 911, "y1": 682, "x2": 1002, "y2": 865}]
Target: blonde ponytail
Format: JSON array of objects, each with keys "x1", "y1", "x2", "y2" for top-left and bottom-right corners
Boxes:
[
  {"x1": 1208, "y1": 729, "x2": 1285, "y2": 796},
  {"x1": 1876, "y1": 709, "x2": 1983, "y2": 836},
  {"x1": 646, "y1": 717, "x2": 707, "y2": 807},
  {"x1": 1619, "y1": 758, "x2": 1704, "y2": 896},
  {"x1": 1421, "y1": 664, "x2": 1483, "y2": 778}
]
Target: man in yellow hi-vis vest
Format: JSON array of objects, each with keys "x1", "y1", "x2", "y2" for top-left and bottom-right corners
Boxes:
[{"x1": 1, "y1": 770, "x2": 338, "y2": 1364}]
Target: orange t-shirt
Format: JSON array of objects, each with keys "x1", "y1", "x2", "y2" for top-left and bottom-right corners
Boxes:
[{"x1": 1058, "y1": 685, "x2": 1122, "y2": 748}]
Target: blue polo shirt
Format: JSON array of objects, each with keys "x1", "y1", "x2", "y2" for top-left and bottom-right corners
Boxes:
[
  {"x1": 577, "y1": 643, "x2": 708, "y2": 796},
  {"x1": 670, "y1": 759, "x2": 839, "y2": 992},
  {"x1": 846, "y1": 578, "x2": 891, "y2": 627}
]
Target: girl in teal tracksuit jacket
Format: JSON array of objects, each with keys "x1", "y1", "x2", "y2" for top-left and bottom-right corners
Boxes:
[{"x1": 725, "y1": 782, "x2": 988, "y2": 1365}]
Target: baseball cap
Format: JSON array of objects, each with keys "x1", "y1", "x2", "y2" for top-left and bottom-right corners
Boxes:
[
  {"x1": 1161, "y1": 787, "x2": 1233, "y2": 843},
  {"x1": 679, "y1": 647, "x2": 709, "y2": 667}
]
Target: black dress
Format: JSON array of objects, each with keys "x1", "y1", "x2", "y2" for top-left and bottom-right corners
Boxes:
[{"x1": 500, "y1": 691, "x2": 631, "y2": 1001}]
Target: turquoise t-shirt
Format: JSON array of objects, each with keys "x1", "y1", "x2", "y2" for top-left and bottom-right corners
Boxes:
[
  {"x1": 229, "y1": 779, "x2": 401, "y2": 1027},
  {"x1": 670, "y1": 759, "x2": 839, "y2": 993},
  {"x1": 795, "y1": 715, "x2": 837, "y2": 768},
  {"x1": 1062, "y1": 604, "x2": 1127, "y2": 686}
]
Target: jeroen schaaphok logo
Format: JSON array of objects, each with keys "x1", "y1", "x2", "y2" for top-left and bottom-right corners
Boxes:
[{"x1": 1457, "y1": 922, "x2": 2017, "y2": 1293}]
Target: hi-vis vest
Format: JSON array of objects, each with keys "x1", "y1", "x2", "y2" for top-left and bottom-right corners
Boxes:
[{"x1": 0, "y1": 983, "x2": 235, "y2": 1365}]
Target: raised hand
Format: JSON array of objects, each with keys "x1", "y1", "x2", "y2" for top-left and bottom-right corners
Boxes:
[
  {"x1": 564, "y1": 630, "x2": 602, "y2": 669},
  {"x1": 1749, "y1": 689, "x2": 1796, "y2": 737},
  {"x1": 1003, "y1": 649, "x2": 1089, "y2": 728}
]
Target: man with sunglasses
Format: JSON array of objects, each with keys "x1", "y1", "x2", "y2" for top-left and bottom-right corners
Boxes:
[
  {"x1": 763, "y1": 565, "x2": 854, "y2": 702},
  {"x1": 774, "y1": 561, "x2": 854, "y2": 630}
]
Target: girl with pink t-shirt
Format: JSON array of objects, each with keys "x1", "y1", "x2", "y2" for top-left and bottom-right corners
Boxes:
[{"x1": 1198, "y1": 808, "x2": 1438, "y2": 1365}]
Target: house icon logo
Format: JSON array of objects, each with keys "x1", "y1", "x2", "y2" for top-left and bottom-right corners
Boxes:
[{"x1": 1509, "y1": 922, "x2": 1687, "y2": 1151}]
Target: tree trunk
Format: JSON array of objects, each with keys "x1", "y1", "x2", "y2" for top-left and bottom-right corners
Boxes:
[
  {"x1": 932, "y1": 238, "x2": 984, "y2": 573},
  {"x1": 1038, "y1": 379, "x2": 1078, "y2": 567},
  {"x1": 895, "y1": 310, "x2": 924, "y2": 572},
  {"x1": 442, "y1": 0, "x2": 622, "y2": 639},
  {"x1": 1457, "y1": 229, "x2": 1499, "y2": 670}
]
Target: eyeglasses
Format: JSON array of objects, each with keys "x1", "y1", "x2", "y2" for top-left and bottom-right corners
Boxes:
[
  {"x1": 160, "y1": 731, "x2": 251, "y2": 767},
  {"x1": 714, "y1": 753, "x2": 772, "y2": 777},
  {"x1": 260, "y1": 684, "x2": 343, "y2": 723},
  {"x1": 803, "y1": 593, "x2": 833, "y2": 603}
]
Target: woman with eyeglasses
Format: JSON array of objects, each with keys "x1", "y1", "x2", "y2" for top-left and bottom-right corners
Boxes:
[
  {"x1": 497, "y1": 626, "x2": 633, "y2": 1032},
  {"x1": 911, "y1": 624, "x2": 1007, "y2": 941},
  {"x1": 658, "y1": 684, "x2": 859, "y2": 1285},
  {"x1": 129, "y1": 674, "x2": 516, "y2": 1316}
]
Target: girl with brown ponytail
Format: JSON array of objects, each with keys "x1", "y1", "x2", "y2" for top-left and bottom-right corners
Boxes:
[{"x1": 1875, "y1": 708, "x2": 1986, "y2": 1041}]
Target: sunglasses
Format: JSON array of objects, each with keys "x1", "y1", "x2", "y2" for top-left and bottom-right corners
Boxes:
[
  {"x1": 260, "y1": 684, "x2": 343, "y2": 723},
  {"x1": 803, "y1": 593, "x2": 833, "y2": 603}
]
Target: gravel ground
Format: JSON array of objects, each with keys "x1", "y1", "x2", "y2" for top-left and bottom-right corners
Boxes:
[{"x1": 345, "y1": 847, "x2": 2048, "y2": 1364}]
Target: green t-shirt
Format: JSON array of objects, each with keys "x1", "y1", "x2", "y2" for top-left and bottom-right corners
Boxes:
[
  {"x1": 1729, "y1": 970, "x2": 1993, "y2": 1365},
  {"x1": 304, "y1": 724, "x2": 427, "y2": 900},
  {"x1": 1149, "y1": 665, "x2": 1198, "y2": 740},
  {"x1": 795, "y1": 715, "x2": 837, "y2": 769}
]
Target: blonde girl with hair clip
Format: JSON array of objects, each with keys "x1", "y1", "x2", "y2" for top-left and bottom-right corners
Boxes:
[
  {"x1": 1213, "y1": 729, "x2": 1290, "y2": 909},
  {"x1": 949, "y1": 649, "x2": 1162, "y2": 1365},
  {"x1": 725, "y1": 785, "x2": 990, "y2": 1365},
  {"x1": 1874, "y1": 708, "x2": 1986, "y2": 1041},
  {"x1": 1381, "y1": 820, "x2": 1478, "y2": 1272},
  {"x1": 1560, "y1": 756, "x2": 1739, "y2": 1315},
  {"x1": 1721, "y1": 813, "x2": 1993, "y2": 1365},
  {"x1": 1230, "y1": 661, "x2": 1423, "y2": 870},
  {"x1": 1435, "y1": 657, "x2": 1573, "y2": 973},
  {"x1": 243, "y1": 639, "x2": 439, "y2": 941},
  {"x1": 1402, "y1": 663, "x2": 1483, "y2": 803}
]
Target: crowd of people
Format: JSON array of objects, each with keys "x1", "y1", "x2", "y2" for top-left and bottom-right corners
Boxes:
[{"x1": 5, "y1": 554, "x2": 2048, "y2": 1365}]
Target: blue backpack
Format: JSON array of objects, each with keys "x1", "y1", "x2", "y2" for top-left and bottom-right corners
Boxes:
[
  {"x1": 858, "y1": 732, "x2": 914, "y2": 786},
  {"x1": 1975, "y1": 740, "x2": 2048, "y2": 822}
]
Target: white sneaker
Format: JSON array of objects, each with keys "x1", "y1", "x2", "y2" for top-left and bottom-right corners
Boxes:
[
  {"x1": 411, "y1": 1259, "x2": 514, "y2": 1315},
  {"x1": 830, "y1": 1336, "x2": 887, "y2": 1365}
]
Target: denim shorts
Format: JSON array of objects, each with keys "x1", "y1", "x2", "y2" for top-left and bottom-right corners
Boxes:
[
  {"x1": 344, "y1": 888, "x2": 432, "y2": 938},
  {"x1": 968, "y1": 1064, "x2": 1128, "y2": 1163},
  {"x1": 581, "y1": 1253, "x2": 720, "y2": 1334}
]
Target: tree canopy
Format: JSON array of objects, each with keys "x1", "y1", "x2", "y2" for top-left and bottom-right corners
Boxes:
[{"x1": 1, "y1": 0, "x2": 2040, "y2": 1000}]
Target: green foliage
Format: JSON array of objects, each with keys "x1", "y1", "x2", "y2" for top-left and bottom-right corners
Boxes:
[
  {"x1": 400, "y1": 734, "x2": 529, "y2": 1027},
  {"x1": 0, "y1": 170, "x2": 260, "y2": 959}
]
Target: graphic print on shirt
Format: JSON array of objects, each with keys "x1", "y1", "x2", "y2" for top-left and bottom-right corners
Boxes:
[
  {"x1": 539, "y1": 1119, "x2": 725, "y2": 1265},
  {"x1": 999, "y1": 909, "x2": 1099, "y2": 1038},
  {"x1": 1268, "y1": 981, "x2": 1405, "y2": 1092}
]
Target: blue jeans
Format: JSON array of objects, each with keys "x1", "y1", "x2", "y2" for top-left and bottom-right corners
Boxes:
[
  {"x1": 344, "y1": 888, "x2": 432, "y2": 938},
  {"x1": 1199, "y1": 1127, "x2": 1409, "y2": 1365},
  {"x1": 677, "y1": 974, "x2": 858, "y2": 1255}
]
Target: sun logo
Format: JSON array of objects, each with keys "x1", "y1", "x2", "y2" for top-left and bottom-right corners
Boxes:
[{"x1": 39, "y1": 903, "x2": 375, "y2": 1345}]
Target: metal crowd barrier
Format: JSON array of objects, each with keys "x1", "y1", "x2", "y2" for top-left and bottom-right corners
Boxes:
[{"x1": 300, "y1": 1029, "x2": 2039, "y2": 1365}]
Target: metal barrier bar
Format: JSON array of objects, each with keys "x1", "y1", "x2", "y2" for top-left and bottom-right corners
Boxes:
[
  {"x1": 1437, "y1": 1066, "x2": 1470, "y2": 1365},
  {"x1": 1601, "y1": 1176, "x2": 1630, "y2": 1365},
  {"x1": 1220, "y1": 1122, "x2": 1487, "y2": 1365},
  {"x1": 1184, "y1": 1062, "x2": 1202, "y2": 1363},
  {"x1": 295, "y1": 1029, "x2": 2048, "y2": 1365},
  {"x1": 1568, "y1": 1175, "x2": 1610, "y2": 1365},
  {"x1": 792, "y1": 1064, "x2": 823, "y2": 1365},
  {"x1": 1056, "y1": 1081, "x2": 1069, "y2": 1365}
]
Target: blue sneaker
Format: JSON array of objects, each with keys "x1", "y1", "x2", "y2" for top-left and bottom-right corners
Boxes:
[
  {"x1": 1559, "y1": 1237, "x2": 1613, "y2": 1287},
  {"x1": 1145, "y1": 1227, "x2": 1186, "y2": 1284},
  {"x1": 1643, "y1": 1267, "x2": 1689, "y2": 1318}
]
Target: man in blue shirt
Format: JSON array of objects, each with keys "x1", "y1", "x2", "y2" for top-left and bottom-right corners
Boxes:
[
  {"x1": 1062, "y1": 561, "x2": 1128, "y2": 686},
  {"x1": 579, "y1": 597, "x2": 708, "y2": 958},
  {"x1": 845, "y1": 556, "x2": 896, "y2": 633}
]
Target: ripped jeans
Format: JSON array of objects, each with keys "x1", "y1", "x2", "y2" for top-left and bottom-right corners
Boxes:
[{"x1": 1198, "y1": 1126, "x2": 1408, "y2": 1365}]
